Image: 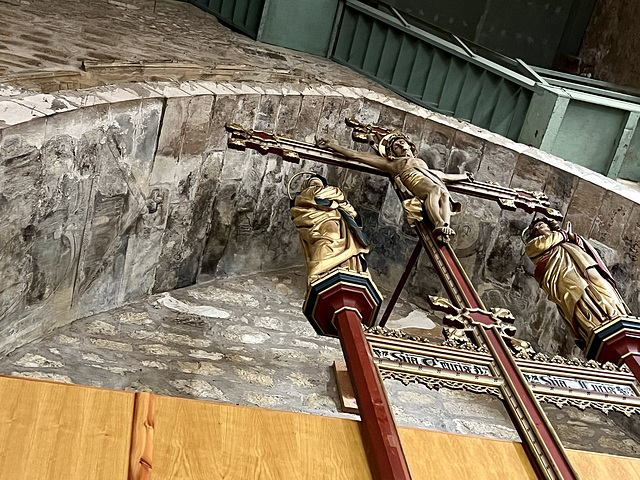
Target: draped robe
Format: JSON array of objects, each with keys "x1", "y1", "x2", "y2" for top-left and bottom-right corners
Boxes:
[
  {"x1": 525, "y1": 230, "x2": 629, "y2": 341},
  {"x1": 291, "y1": 185, "x2": 369, "y2": 286}
]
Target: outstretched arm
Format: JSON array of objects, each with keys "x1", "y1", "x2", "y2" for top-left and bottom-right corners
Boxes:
[
  {"x1": 317, "y1": 138, "x2": 390, "y2": 173},
  {"x1": 431, "y1": 170, "x2": 474, "y2": 183}
]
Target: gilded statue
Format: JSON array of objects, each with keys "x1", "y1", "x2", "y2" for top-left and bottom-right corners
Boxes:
[
  {"x1": 289, "y1": 173, "x2": 370, "y2": 286},
  {"x1": 317, "y1": 132, "x2": 473, "y2": 242},
  {"x1": 523, "y1": 218, "x2": 630, "y2": 346}
]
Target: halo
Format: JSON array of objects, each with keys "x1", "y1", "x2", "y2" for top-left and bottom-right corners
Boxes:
[
  {"x1": 521, "y1": 226, "x2": 532, "y2": 244},
  {"x1": 377, "y1": 132, "x2": 417, "y2": 158},
  {"x1": 287, "y1": 171, "x2": 317, "y2": 200}
]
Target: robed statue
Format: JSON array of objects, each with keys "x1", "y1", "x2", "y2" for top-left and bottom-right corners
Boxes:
[
  {"x1": 523, "y1": 218, "x2": 630, "y2": 346},
  {"x1": 289, "y1": 173, "x2": 370, "y2": 287},
  {"x1": 317, "y1": 131, "x2": 472, "y2": 242}
]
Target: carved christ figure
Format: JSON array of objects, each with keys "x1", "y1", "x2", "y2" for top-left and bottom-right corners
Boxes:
[
  {"x1": 317, "y1": 132, "x2": 472, "y2": 241},
  {"x1": 523, "y1": 218, "x2": 630, "y2": 346},
  {"x1": 290, "y1": 173, "x2": 370, "y2": 286}
]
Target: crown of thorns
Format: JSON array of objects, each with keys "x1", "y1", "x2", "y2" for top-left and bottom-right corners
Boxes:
[{"x1": 376, "y1": 132, "x2": 417, "y2": 158}]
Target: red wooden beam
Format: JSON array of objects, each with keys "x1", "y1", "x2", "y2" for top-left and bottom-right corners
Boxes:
[
  {"x1": 335, "y1": 309, "x2": 413, "y2": 480},
  {"x1": 478, "y1": 321, "x2": 580, "y2": 480}
]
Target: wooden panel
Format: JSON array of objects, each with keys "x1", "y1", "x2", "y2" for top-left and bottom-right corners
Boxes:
[
  {"x1": 154, "y1": 395, "x2": 542, "y2": 480},
  {"x1": 0, "y1": 376, "x2": 133, "y2": 480},
  {"x1": 3, "y1": 376, "x2": 638, "y2": 480},
  {"x1": 399, "y1": 427, "x2": 538, "y2": 480},
  {"x1": 568, "y1": 449, "x2": 640, "y2": 480},
  {"x1": 153, "y1": 396, "x2": 373, "y2": 480}
]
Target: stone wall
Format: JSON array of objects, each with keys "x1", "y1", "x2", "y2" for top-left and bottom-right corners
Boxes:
[
  {"x1": 0, "y1": 268, "x2": 520, "y2": 440},
  {"x1": 578, "y1": 0, "x2": 640, "y2": 89},
  {"x1": 2, "y1": 267, "x2": 638, "y2": 458},
  {"x1": 2, "y1": 80, "x2": 640, "y2": 357}
]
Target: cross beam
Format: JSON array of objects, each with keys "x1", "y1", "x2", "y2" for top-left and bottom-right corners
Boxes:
[
  {"x1": 226, "y1": 123, "x2": 562, "y2": 221},
  {"x1": 226, "y1": 121, "x2": 577, "y2": 480}
]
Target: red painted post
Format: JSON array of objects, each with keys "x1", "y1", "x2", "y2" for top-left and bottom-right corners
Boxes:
[
  {"x1": 480, "y1": 324, "x2": 579, "y2": 480},
  {"x1": 334, "y1": 309, "x2": 413, "y2": 480},
  {"x1": 589, "y1": 318, "x2": 640, "y2": 383},
  {"x1": 623, "y1": 353, "x2": 640, "y2": 380}
]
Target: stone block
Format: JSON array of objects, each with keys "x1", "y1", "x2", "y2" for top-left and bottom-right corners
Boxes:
[
  {"x1": 178, "y1": 82, "x2": 215, "y2": 96},
  {"x1": 402, "y1": 113, "x2": 428, "y2": 145},
  {"x1": 43, "y1": 107, "x2": 88, "y2": 141},
  {"x1": 0, "y1": 99, "x2": 45, "y2": 128},
  {"x1": 334, "y1": 86, "x2": 360, "y2": 99},
  {"x1": 543, "y1": 166, "x2": 578, "y2": 216},
  {"x1": 423, "y1": 118, "x2": 456, "y2": 150},
  {"x1": 94, "y1": 86, "x2": 142, "y2": 104},
  {"x1": 295, "y1": 95, "x2": 324, "y2": 143},
  {"x1": 181, "y1": 94, "x2": 214, "y2": 157},
  {"x1": 108, "y1": 100, "x2": 141, "y2": 166},
  {"x1": 316, "y1": 96, "x2": 345, "y2": 142},
  {"x1": 119, "y1": 220, "x2": 166, "y2": 303},
  {"x1": 152, "y1": 203, "x2": 195, "y2": 292},
  {"x1": 510, "y1": 153, "x2": 551, "y2": 192},
  {"x1": 0, "y1": 85, "x2": 27, "y2": 98},
  {"x1": 335, "y1": 97, "x2": 365, "y2": 146},
  {"x1": 350, "y1": 171, "x2": 389, "y2": 212},
  {"x1": 95, "y1": 131, "x2": 130, "y2": 197},
  {"x1": 254, "y1": 94, "x2": 281, "y2": 132},
  {"x1": 75, "y1": 232, "x2": 130, "y2": 319},
  {"x1": 57, "y1": 90, "x2": 110, "y2": 109},
  {"x1": 225, "y1": 83, "x2": 261, "y2": 95},
  {"x1": 207, "y1": 93, "x2": 260, "y2": 152},
  {"x1": 172, "y1": 154, "x2": 202, "y2": 203},
  {"x1": 149, "y1": 96, "x2": 189, "y2": 187},
  {"x1": 621, "y1": 204, "x2": 640, "y2": 264},
  {"x1": 275, "y1": 94, "x2": 303, "y2": 136},
  {"x1": 118, "y1": 83, "x2": 165, "y2": 100},
  {"x1": 419, "y1": 119, "x2": 456, "y2": 171},
  {"x1": 378, "y1": 183, "x2": 403, "y2": 227},
  {"x1": 153, "y1": 152, "x2": 221, "y2": 290},
  {"x1": 446, "y1": 130, "x2": 485, "y2": 174},
  {"x1": 564, "y1": 179, "x2": 608, "y2": 236},
  {"x1": 156, "y1": 84, "x2": 192, "y2": 99},
  {"x1": 13, "y1": 93, "x2": 78, "y2": 116},
  {"x1": 484, "y1": 213, "x2": 531, "y2": 288},
  {"x1": 198, "y1": 82, "x2": 236, "y2": 95},
  {"x1": 475, "y1": 142, "x2": 519, "y2": 185},
  {"x1": 131, "y1": 99, "x2": 163, "y2": 184},
  {"x1": 590, "y1": 191, "x2": 634, "y2": 250},
  {"x1": 357, "y1": 98, "x2": 382, "y2": 127},
  {"x1": 199, "y1": 178, "x2": 240, "y2": 275},
  {"x1": 376, "y1": 102, "x2": 406, "y2": 131},
  {"x1": 365, "y1": 224, "x2": 415, "y2": 291}
]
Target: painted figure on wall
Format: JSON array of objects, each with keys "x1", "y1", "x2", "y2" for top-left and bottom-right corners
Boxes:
[
  {"x1": 523, "y1": 218, "x2": 630, "y2": 346},
  {"x1": 317, "y1": 131, "x2": 473, "y2": 242},
  {"x1": 289, "y1": 173, "x2": 370, "y2": 287}
]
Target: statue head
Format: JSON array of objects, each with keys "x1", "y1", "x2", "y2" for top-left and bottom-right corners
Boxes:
[
  {"x1": 377, "y1": 132, "x2": 417, "y2": 160},
  {"x1": 522, "y1": 217, "x2": 562, "y2": 243},
  {"x1": 301, "y1": 173, "x2": 328, "y2": 189},
  {"x1": 287, "y1": 171, "x2": 329, "y2": 200}
]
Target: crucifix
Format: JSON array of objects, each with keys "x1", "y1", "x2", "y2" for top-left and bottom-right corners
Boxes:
[{"x1": 226, "y1": 120, "x2": 577, "y2": 480}]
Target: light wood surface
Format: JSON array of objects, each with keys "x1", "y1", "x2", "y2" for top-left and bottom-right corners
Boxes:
[
  {"x1": 153, "y1": 394, "x2": 541, "y2": 480},
  {"x1": 129, "y1": 392, "x2": 155, "y2": 480},
  {"x1": 0, "y1": 375, "x2": 134, "y2": 480},
  {"x1": 568, "y1": 449, "x2": 640, "y2": 479},
  {"x1": 1, "y1": 374, "x2": 640, "y2": 480},
  {"x1": 399, "y1": 426, "x2": 538, "y2": 479},
  {"x1": 153, "y1": 395, "x2": 374, "y2": 480}
]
